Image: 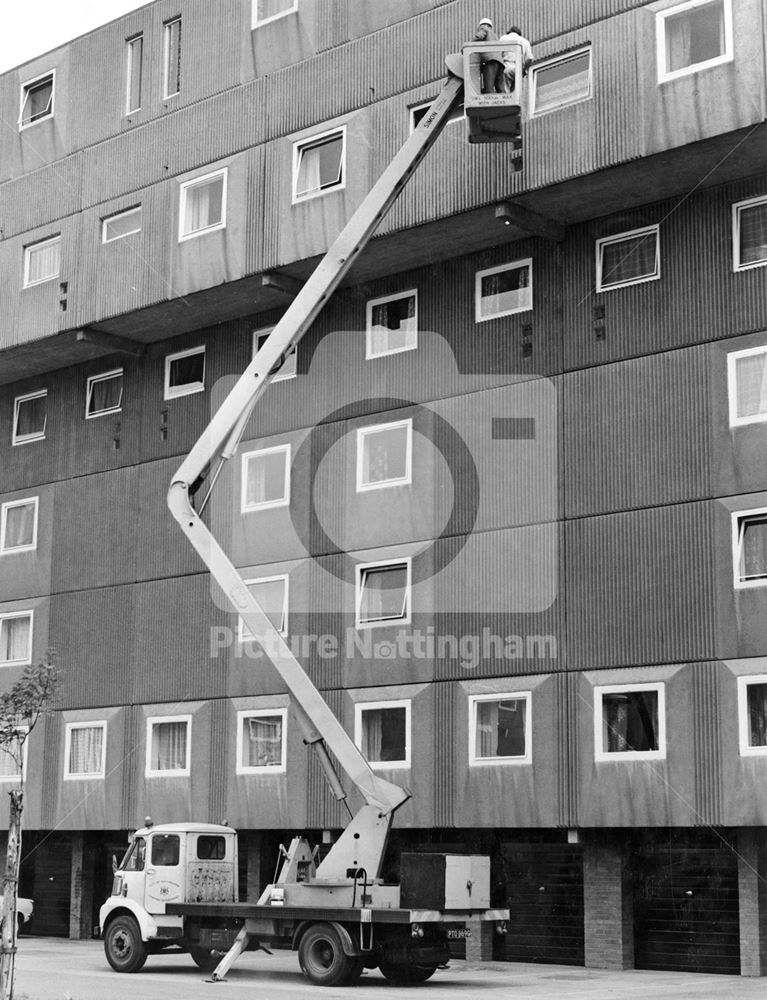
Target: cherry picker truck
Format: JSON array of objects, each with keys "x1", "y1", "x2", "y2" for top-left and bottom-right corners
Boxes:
[{"x1": 98, "y1": 41, "x2": 525, "y2": 988}]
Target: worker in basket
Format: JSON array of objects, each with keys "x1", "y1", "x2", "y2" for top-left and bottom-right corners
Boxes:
[
  {"x1": 499, "y1": 24, "x2": 533, "y2": 94},
  {"x1": 473, "y1": 17, "x2": 506, "y2": 93}
]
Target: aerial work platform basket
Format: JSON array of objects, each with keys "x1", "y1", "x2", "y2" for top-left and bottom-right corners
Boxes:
[{"x1": 461, "y1": 40, "x2": 525, "y2": 147}]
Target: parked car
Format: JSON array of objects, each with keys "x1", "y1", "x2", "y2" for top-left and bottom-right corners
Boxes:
[{"x1": 0, "y1": 897, "x2": 33, "y2": 933}]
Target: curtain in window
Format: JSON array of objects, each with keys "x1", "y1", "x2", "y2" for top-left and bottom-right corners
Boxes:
[
  {"x1": 4, "y1": 504, "x2": 35, "y2": 549},
  {"x1": 481, "y1": 265, "x2": 530, "y2": 316},
  {"x1": 0, "y1": 735, "x2": 23, "y2": 778},
  {"x1": 245, "y1": 715, "x2": 282, "y2": 766},
  {"x1": 89, "y1": 374, "x2": 123, "y2": 415},
  {"x1": 748, "y1": 683, "x2": 767, "y2": 747},
  {"x1": 360, "y1": 565, "x2": 408, "y2": 622},
  {"x1": 165, "y1": 20, "x2": 181, "y2": 96},
  {"x1": 603, "y1": 692, "x2": 658, "y2": 752},
  {"x1": 151, "y1": 721, "x2": 187, "y2": 770},
  {"x1": 740, "y1": 203, "x2": 767, "y2": 266},
  {"x1": 370, "y1": 296, "x2": 416, "y2": 355},
  {"x1": 127, "y1": 37, "x2": 143, "y2": 112},
  {"x1": 0, "y1": 618, "x2": 30, "y2": 663},
  {"x1": 601, "y1": 233, "x2": 657, "y2": 286},
  {"x1": 741, "y1": 517, "x2": 767, "y2": 581},
  {"x1": 69, "y1": 726, "x2": 104, "y2": 775},
  {"x1": 361, "y1": 709, "x2": 384, "y2": 761},
  {"x1": 666, "y1": 2, "x2": 724, "y2": 72},
  {"x1": 362, "y1": 425, "x2": 408, "y2": 485},
  {"x1": 15, "y1": 395, "x2": 46, "y2": 440},
  {"x1": 246, "y1": 451, "x2": 286, "y2": 506},
  {"x1": 475, "y1": 699, "x2": 525, "y2": 758},
  {"x1": 296, "y1": 136, "x2": 342, "y2": 197},
  {"x1": 535, "y1": 53, "x2": 590, "y2": 113},
  {"x1": 27, "y1": 241, "x2": 60, "y2": 284},
  {"x1": 244, "y1": 578, "x2": 286, "y2": 634},
  {"x1": 185, "y1": 178, "x2": 223, "y2": 233},
  {"x1": 735, "y1": 353, "x2": 767, "y2": 419}
]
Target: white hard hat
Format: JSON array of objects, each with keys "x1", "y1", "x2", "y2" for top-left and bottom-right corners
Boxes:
[{"x1": 479, "y1": 18, "x2": 493, "y2": 26}]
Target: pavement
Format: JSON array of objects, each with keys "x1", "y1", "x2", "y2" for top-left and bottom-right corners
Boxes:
[{"x1": 12, "y1": 938, "x2": 767, "y2": 1000}]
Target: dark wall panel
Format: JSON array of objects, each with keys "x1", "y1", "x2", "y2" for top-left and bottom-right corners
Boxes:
[{"x1": 691, "y1": 661, "x2": 723, "y2": 827}]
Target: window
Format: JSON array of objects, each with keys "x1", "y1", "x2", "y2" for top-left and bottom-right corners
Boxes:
[
  {"x1": 145, "y1": 716, "x2": 191, "y2": 776},
  {"x1": 163, "y1": 17, "x2": 181, "y2": 99},
  {"x1": 125, "y1": 34, "x2": 143, "y2": 113},
  {"x1": 103, "y1": 207, "x2": 142, "y2": 244},
  {"x1": 357, "y1": 420, "x2": 412, "y2": 491},
  {"x1": 738, "y1": 675, "x2": 767, "y2": 755},
  {"x1": 13, "y1": 390, "x2": 47, "y2": 445},
  {"x1": 733, "y1": 196, "x2": 767, "y2": 272},
  {"x1": 152, "y1": 834, "x2": 180, "y2": 866},
  {"x1": 239, "y1": 575, "x2": 289, "y2": 640},
  {"x1": 293, "y1": 128, "x2": 345, "y2": 202},
  {"x1": 19, "y1": 71, "x2": 54, "y2": 128},
  {"x1": 122, "y1": 837, "x2": 146, "y2": 871},
  {"x1": 0, "y1": 613, "x2": 33, "y2": 667},
  {"x1": 531, "y1": 48, "x2": 592, "y2": 115},
  {"x1": 1, "y1": 498, "x2": 38, "y2": 555},
  {"x1": 356, "y1": 560, "x2": 411, "y2": 628},
  {"x1": 0, "y1": 728, "x2": 28, "y2": 782},
  {"x1": 469, "y1": 693, "x2": 531, "y2": 765},
  {"x1": 594, "y1": 683, "x2": 666, "y2": 760},
  {"x1": 86, "y1": 369, "x2": 123, "y2": 418},
  {"x1": 252, "y1": 0, "x2": 298, "y2": 27},
  {"x1": 241, "y1": 444, "x2": 291, "y2": 511},
  {"x1": 179, "y1": 169, "x2": 226, "y2": 240},
  {"x1": 657, "y1": 0, "x2": 732, "y2": 82},
  {"x1": 354, "y1": 701, "x2": 411, "y2": 769},
  {"x1": 366, "y1": 290, "x2": 418, "y2": 358},
  {"x1": 197, "y1": 835, "x2": 226, "y2": 860},
  {"x1": 65, "y1": 722, "x2": 106, "y2": 779},
  {"x1": 475, "y1": 259, "x2": 532, "y2": 321},
  {"x1": 728, "y1": 346, "x2": 767, "y2": 426},
  {"x1": 24, "y1": 235, "x2": 60, "y2": 287},
  {"x1": 733, "y1": 510, "x2": 767, "y2": 588},
  {"x1": 410, "y1": 99, "x2": 465, "y2": 131},
  {"x1": 254, "y1": 329, "x2": 297, "y2": 382},
  {"x1": 596, "y1": 226, "x2": 660, "y2": 291},
  {"x1": 164, "y1": 346, "x2": 206, "y2": 399},
  {"x1": 236, "y1": 709, "x2": 287, "y2": 773}
]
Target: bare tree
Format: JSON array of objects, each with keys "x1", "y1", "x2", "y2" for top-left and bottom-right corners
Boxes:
[{"x1": 0, "y1": 652, "x2": 59, "y2": 1000}]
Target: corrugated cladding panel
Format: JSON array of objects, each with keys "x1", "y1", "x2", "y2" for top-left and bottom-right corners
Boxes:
[
  {"x1": 305, "y1": 687, "x2": 347, "y2": 829},
  {"x1": 433, "y1": 681, "x2": 454, "y2": 826},
  {"x1": 691, "y1": 661, "x2": 723, "y2": 827},
  {"x1": 121, "y1": 704, "x2": 141, "y2": 827},
  {"x1": 40, "y1": 713, "x2": 61, "y2": 829},
  {"x1": 555, "y1": 671, "x2": 579, "y2": 827},
  {"x1": 0, "y1": 155, "x2": 82, "y2": 237},
  {"x1": 316, "y1": 0, "x2": 351, "y2": 50},
  {"x1": 566, "y1": 502, "x2": 717, "y2": 669},
  {"x1": 208, "y1": 698, "x2": 229, "y2": 824}
]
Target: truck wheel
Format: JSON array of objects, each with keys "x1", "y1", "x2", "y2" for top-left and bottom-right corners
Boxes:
[
  {"x1": 189, "y1": 946, "x2": 218, "y2": 973},
  {"x1": 298, "y1": 922, "x2": 358, "y2": 986},
  {"x1": 104, "y1": 915, "x2": 147, "y2": 973},
  {"x1": 379, "y1": 960, "x2": 437, "y2": 984}
]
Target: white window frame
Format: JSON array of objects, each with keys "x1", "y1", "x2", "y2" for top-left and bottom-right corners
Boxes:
[
  {"x1": 241, "y1": 444, "x2": 291, "y2": 512},
  {"x1": 0, "y1": 612, "x2": 33, "y2": 667},
  {"x1": 468, "y1": 691, "x2": 532, "y2": 766},
  {"x1": 732, "y1": 508, "x2": 767, "y2": 589},
  {"x1": 64, "y1": 721, "x2": 107, "y2": 780},
  {"x1": 529, "y1": 47, "x2": 593, "y2": 117},
  {"x1": 595, "y1": 225, "x2": 660, "y2": 292},
  {"x1": 238, "y1": 574, "x2": 289, "y2": 641},
  {"x1": 737, "y1": 674, "x2": 767, "y2": 756},
  {"x1": 145, "y1": 714, "x2": 191, "y2": 777},
  {"x1": 164, "y1": 346, "x2": 206, "y2": 400},
  {"x1": 0, "y1": 726, "x2": 29, "y2": 783},
  {"x1": 0, "y1": 498, "x2": 39, "y2": 555},
  {"x1": 355, "y1": 558, "x2": 412, "y2": 629},
  {"x1": 18, "y1": 70, "x2": 55, "y2": 129},
  {"x1": 252, "y1": 0, "x2": 298, "y2": 28},
  {"x1": 12, "y1": 390, "x2": 47, "y2": 446},
  {"x1": 656, "y1": 0, "x2": 733, "y2": 83},
  {"x1": 475, "y1": 259, "x2": 533, "y2": 322},
  {"x1": 86, "y1": 369, "x2": 123, "y2": 419},
  {"x1": 163, "y1": 17, "x2": 182, "y2": 100},
  {"x1": 102, "y1": 206, "x2": 142, "y2": 244},
  {"x1": 178, "y1": 168, "x2": 227, "y2": 242},
  {"x1": 727, "y1": 346, "x2": 767, "y2": 427},
  {"x1": 125, "y1": 33, "x2": 143, "y2": 114},
  {"x1": 236, "y1": 708, "x2": 288, "y2": 774},
  {"x1": 732, "y1": 195, "x2": 767, "y2": 273},
  {"x1": 292, "y1": 126, "x2": 346, "y2": 204},
  {"x1": 23, "y1": 235, "x2": 60, "y2": 288},
  {"x1": 253, "y1": 327, "x2": 297, "y2": 382},
  {"x1": 354, "y1": 699, "x2": 412, "y2": 770},
  {"x1": 365, "y1": 289, "x2": 418, "y2": 359},
  {"x1": 594, "y1": 682, "x2": 666, "y2": 762},
  {"x1": 409, "y1": 99, "x2": 465, "y2": 132},
  {"x1": 356, "y1": 420, "x2": 412, "y2": 492}
]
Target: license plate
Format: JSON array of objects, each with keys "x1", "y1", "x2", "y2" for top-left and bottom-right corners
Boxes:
[{"x1": 447, "y1": 928, "x2": 471, "y2": 940}]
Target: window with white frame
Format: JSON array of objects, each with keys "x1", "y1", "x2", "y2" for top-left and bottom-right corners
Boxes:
[
  {"x1": 24, "y1": 235, "x2": 60, "y2": 287},
  {"x1": 179, "y1": 169, "x2": 226, "y2": 240},
  {"x1": 19, "y1": 72, "x2": 54, "y2": 128},
  {"x1": 254, "y1": 329, "x2": 297, "y2": 381},
  {"x1": 357, "y1": 420, "x2": 412, "y2": 491},
  {"x1": 596, "y1": 226, "x2": 660, "y2": 292},
  {"x1": 163, "y1": 17, "x2": 181, "y2": 99},
  {"x1": 293, "y1": 128, "x2": 345, "y2": 202},
  {"x1": 0, "y1": 728, "x2": 28, "y2": 782},
  {"x1": 86, "y1": 369, "x2": 123, "y2": 418},
  {"x1": 356, "y1": 560, "x2": 411, "y2": 628},
  {"x1": 241, "y1": 444, "x2": 291, "y2": 511},
  {"x1": 738, "y1": 675, "x2": 767, "y2": 755},
  {"x1": 236, "y1": 709, "x2": 287, "y2": 773},
  {"x1": 656, "y1": 0, "x2": 732, "y2": 82},
  {"x1": 252, "y1": 0, "x2": 297, "y2": 27},
  {"x1": 239, "y1": 575, "x2": 289, "y2": 640},
  {"x1": 728, "y1": 346, "x2": 767, "y2": 427},
  {"x1": 0, "y1": 613, "x2": 33, "y2": 667},
  {"x1": 355, "y1": 701, "x2": 411, "y2": 768},
  {"x1": 733, "y1": 196, "x2": 767, "y2": 272},
  {"x1": 164, "y1": 346, "x2": 206, "y2": 399},
  {"x1": 366, "y1": 290, "x2": 418, "y2": 358},
  {"x1": 103, "y1": 206, "x2": 142, "y2": 244},
  {"x1": 409, "y1": 99, "x2": 465, "y2": 131},
  {"x1": 531, "y1": 48, "x2": 592, "y2": 115},
  {"x1": 146, "y1": 716, "x2": 191, "y2": 776},
  {"x1": 125, "y1": 34, "x2": 143, "y2": 113},
  {"x1": 65, "y1": 722, "x2": 106, "y2": 779},
  {"x1": 12, "y1": 390, "x2": 47, "y2": 445},
  {"x1": 1, "y1": 498, "x2": 38, "y2": 555},
  {"x1": 594, "y1": 683, "x2": 665, "y2": 760},
  {"x1": 469, "y1": 692, "x2": 531, "y2": 765},
  {"x1": 475, "y1": 259, "x2": 532, "y2": 321},
  {"x1": 732, "y1": 509, "x2": 767, "y2": 588}
]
